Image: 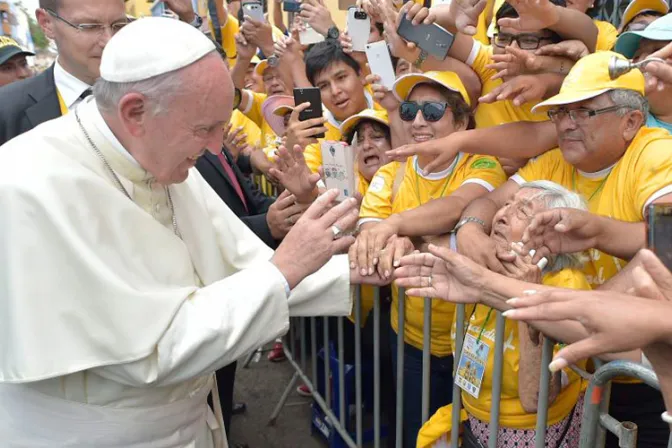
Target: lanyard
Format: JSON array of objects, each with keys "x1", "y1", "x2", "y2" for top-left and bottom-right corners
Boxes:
[
  {"x1": 572, "y1": 168, "x2": 610, "y2": 202},
  {"x1": 476, "y1": 306, "x2": 494, "y2": 344},
  {"x1": 56, "y1": 89, "x2": 68, "y2": 116}
]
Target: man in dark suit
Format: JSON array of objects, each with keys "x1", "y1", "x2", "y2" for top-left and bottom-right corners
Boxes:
[{"x1": 196, "y1": 146, "x2": 307, "y2": 446}]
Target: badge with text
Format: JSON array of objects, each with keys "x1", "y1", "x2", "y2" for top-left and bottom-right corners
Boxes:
[{"x1": 455, "y1": 334, "x2": 489, "y2": 399}]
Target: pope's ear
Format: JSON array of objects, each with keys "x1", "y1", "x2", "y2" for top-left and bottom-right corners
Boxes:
[{"x1": 117, "y1": 93, "x2": 149, "y2": 137}]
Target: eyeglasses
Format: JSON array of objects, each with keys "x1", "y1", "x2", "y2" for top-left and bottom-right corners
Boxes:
[
  {"x1": 547, "y1": 105, "x2": 632, "y2": 124},
  {"x1": 493, "y1": 33, "x2": 554, "y2": 50},
  {"x1": 46, "y1": 9, "x2": 128, "y2": 35},
  {"x1": 399, "y1": 101, "x2": 449, "y2": 122}
]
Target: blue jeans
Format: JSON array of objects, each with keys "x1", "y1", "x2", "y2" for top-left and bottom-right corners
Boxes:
[{"x1": 390, "y1": 328, "x2": 454, "y2": 448}]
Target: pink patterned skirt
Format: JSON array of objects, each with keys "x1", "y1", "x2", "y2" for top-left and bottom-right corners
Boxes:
[{"x1": 468, "y1": 396, "x2": 584, "y2": 448}]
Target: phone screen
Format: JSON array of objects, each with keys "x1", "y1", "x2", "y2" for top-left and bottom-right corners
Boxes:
[{"x1": 647, "y1": 203, "x2": 672, "y2": 271}]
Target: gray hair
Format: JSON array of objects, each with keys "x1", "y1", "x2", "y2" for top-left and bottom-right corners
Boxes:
[
  {"x1": 608, "y1": 88, "x2": 649, "y2": 121},
  {"x1": 520, "y1": 180, "x2": 589, "y2": 274}
]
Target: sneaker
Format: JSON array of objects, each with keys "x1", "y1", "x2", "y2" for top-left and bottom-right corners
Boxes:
[
  {"x1": 267, "y1": 342, "x2": 286, "y2": 362},
  {"x1": 296, "y1": 384, "x2": 311, "y2": 397}
]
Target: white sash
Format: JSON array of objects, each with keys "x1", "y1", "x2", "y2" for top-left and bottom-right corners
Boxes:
[{"x1": 0, "y1": 379, "x2": 227, "y2": 448}]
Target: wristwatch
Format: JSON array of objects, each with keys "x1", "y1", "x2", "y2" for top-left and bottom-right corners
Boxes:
[
  {"x1": 413, "y1": 49, "x2": 428, "y2": 69},
  {"x1": 453, "y1": 216, "x2": 486, "y2": 233},
  {"x1": 233, "y1": 88, "x2": 242, "y2": 110},
  {"x1": 190, "y1": 13, "x2": 204, "y2": 29},
  {"x1": 326, "y1": 25, "x2": 340, "y2": 40}
]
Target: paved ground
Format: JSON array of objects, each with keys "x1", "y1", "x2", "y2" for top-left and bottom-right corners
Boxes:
[{"x1": 228, "y1": 352, "x2": 324, "y2": 448}]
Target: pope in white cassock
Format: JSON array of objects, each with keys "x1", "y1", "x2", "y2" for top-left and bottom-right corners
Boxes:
[{"x1": 0, "y1": 17, "x2": 383, "y2": 448}]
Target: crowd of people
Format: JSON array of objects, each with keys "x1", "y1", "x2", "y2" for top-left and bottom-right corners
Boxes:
[{"x1": 2, "y1": 0, "x2": 672, "y2": 447}]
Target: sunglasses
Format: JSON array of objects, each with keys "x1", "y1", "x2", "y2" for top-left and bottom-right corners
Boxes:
[{"x1": 399, "y1": 101, "x2": 449, "y2": 122}]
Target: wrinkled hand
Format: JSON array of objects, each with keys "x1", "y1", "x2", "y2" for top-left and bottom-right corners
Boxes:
[
  {"x1": 284, "y1": 103, "x2": 328, "y2": 150},
  {"x1": 501, "y1": 243, "x2": 543, "y2": 283},
  {"x1": 267, "y1": 190, "x2": 310, "y2": 240},
  {"x1": 535, "y1": 40, "x2": 589, "y2": 61},
  {"x1": 487, "y1": 46, "x2": 544, "y2": 80},
  {"x1": 479, "y1": 74, "x2": 549, "y2": 106},
  {"x1": 504, "y1": 289, "x2": 672, "y2": 371},
  {"x1": 242, "y1": 16, "x2": 275, "y2": 56},
  {"x1": 274, "y1": 35, "x2": 302, "y2": 65},
  {"x1": 385, "y1": 131, "x2": 462, "y2": 171},
  {"x1": 349, "y1": 218, "x2": 401, "y2": 276},
  {"x1": 272, "y1": 190, "x2": 359, "y2": 289},
  {"x1": 300, "y1": 0, "x2": 336, "y2": 36},
  {"x1": 456, "y1": 223, "x2": 515, "y2": 275},
  {"x1": 223, "y1": 124, "x2": 248, "y2": 159},
  {"x1": 383, "y1": 5, "x2": 418, "y2": 61},
  {"x1": 451, "y1": 0, "x2": 488, "y2": 35},
  {"x1": 497, "y1": 0, "x2": 560, "y2": 32},
  {"x1": 366, "y1": 73, "x2": 399, "y2": 111},
  {"x1": 269, "y1": 144, "x2": 321, "y2": 204},
  {"x1": 161, "y1": 0, "x2": 196, "y2": 23},
  {"x1": 394, "y1": 244, "x2": 486, "y2": 301},
  {"x1": 521, "y1": 208, "x2": 601, "y2": 264},
  {"x1": 377, "y1": 235, "x2": 416, "y2": 280},
  {"x1": 235, "y1": 32, "x2": 258, "y2": 61}
]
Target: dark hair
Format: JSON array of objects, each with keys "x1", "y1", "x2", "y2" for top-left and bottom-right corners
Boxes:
[
  {"x1": 496, "y1": 0, "x2": 566, "y2": 42},
  {"x1": 413, "y1": 82, "x2": 475, "y2": 130},
  {"x1": 39, "y1": 0, "x2": 58, "y2": 10},
  {"x1": 342, "y1": 119, "x2": 391, "y2": 145},
  {"x1": 374, "y1": 22, "x2": 384, "y2": 35},
  {"x1": 630, "y1": 10, "x2": 665, "y2": 23},
  {"x1": 305, "y1": 40, "x2": 361, "y2": 86}
]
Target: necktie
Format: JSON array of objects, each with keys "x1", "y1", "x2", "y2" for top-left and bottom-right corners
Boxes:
[{"x1": 217, "y1": 152, "x2": 248, "y2": 213}]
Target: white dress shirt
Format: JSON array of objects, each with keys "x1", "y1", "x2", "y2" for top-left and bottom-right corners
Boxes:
[{"x1": 53, "y1": 60, "x2": 92, "y2": 111}]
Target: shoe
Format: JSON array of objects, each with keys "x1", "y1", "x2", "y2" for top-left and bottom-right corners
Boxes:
[
  {"x1": 232, "y1": 402, "x2": 247, "y2": 415},
  {"x1": 267, "y1": 342, "x2": 286, "y2": 362},
  {"x1": 296, "y1": 384, "x2": 311, "y2": 397}
]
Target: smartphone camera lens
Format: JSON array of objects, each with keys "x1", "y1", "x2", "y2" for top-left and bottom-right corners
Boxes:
[{"x1": 354, "y1": 11, "x2": 368, "y2": 19}]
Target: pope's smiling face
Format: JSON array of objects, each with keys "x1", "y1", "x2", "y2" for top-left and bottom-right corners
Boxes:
[{"x1": 119, "y1": 53, "x2": 234, "y2": 185}]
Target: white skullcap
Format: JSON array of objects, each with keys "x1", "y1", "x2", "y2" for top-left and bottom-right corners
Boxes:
[{"x1": 100, "y1": 17, "x2": 216, "y2": 83}]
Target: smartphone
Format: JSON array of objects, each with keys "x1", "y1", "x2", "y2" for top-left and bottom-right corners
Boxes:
[
  {"x1": 150, "y1": 0, "x2": 166, "y2": 17},
  {"x1": 347, "y1": 8, "x2": 371, "y2": 52},
  {"x1": 299, "y1": 22, "x2": 325, "y2": 45},
  {"x1": 242, "y1": 1, "x2": 265, "y2": 22},
  {"x1": 293, "y1": 87, "x2": 325, "y2": 138},
  {"x1": 321, "y1": 141, "x2": 356, "y2": 202},
  {"x1": 283, "y1": 0, "x2": 301, "y2": 12},
  {"x1": 339, "y1": 0, "x2": 357, "y2": 9},
  {"x1": 647, "y1": 203, "x2": 672, "y2": 271},
  {"x1": 397, "y1": 14, "x2": 455, "y2": 60},
  {"x1": 366, "y1": 41, "x2": 396, "y2": 90}
]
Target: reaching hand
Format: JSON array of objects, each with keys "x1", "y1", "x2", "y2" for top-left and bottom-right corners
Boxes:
[
  {"x1": 451, "y1": 0, "x2": 488, "y2": 35},
  {"x1": 348, "y1": 218, "x2": 401, "y2": 276},
  {"x1": 504, "y1": 289, "x2": 672, "y2": 371},
  {"x1": 456, "y1": 223, "x2": 515, "y2": 275},
  {"x1": 299, "y1": 0, "x2": 336, "y2": 36},
  {"x1": 535, "y1": 40, "x2": 589, "y2": 61},
  {"x1": 487, "y1": 46, "x2": 543, "y2": 80},
  {"x1": 272, "y1": 190, "x2": 359, "y2": 289},
  {"x1": 274, "y1": 36, "x2": 302, "y2": 66},
  {"x1": 385, "y1": 132, "x2": 462, "y2": 171},
  {"x1": 403, "y1": 2, "x2": 436, "y2": 25},
  {"x1": 642, "y1": 43, "x2": 672, "y2": 92},
  {"x1": 161, "y1": 0, "x2": 196, "y2": 23},
  {"x1": 366, "y1": 73, "x2": 399, "y2": 111},
  {"x1": 501, "y1": 243, "x2": 543, "y2": 284},
  {"x1": 478, "y1": 74, "x2": 551, "y2": 106},
  {"x1": 284, "y1": 103, "x2": 328, "y2": 150},
  {"x1": 223, "y1": 124, "x2": 248, "y2": 159},
  {"x1": 497, "y1": 0, "x2": 560, "y2": 32},
  {"x1": 235, "y1": 32, "x2": 258, "y2": 61},
  {"x1": 377, "y1": 234, "x2": 416, "y2": 280},
  {"x1": 394, "y1": 244, "x2": 486, "y2": 301},
  {"x1": 269, "y1": 144, "x2": 321, "y2": 204},
  {"x1": 267, "y1": 190, "x2": 310, "y2": 240},
  {"x1": 241, "y1": 16, "x2": 275, "y2": 56},
  {"x1": 521, "y1": 208, "x2": 601, "y2": 264}
]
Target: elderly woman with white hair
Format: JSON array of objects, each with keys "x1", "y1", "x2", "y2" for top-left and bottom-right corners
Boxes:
[{"x1": 414, "y1": 180, "x2": 591, "y2": 448}]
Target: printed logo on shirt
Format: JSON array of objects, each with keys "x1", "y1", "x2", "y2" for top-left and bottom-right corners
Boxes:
[
  {"x1": 368, "y1": 175, "x2": 386, "y2": 193},
  {"x1": 471, "y1": 158, "x2": 497, "y2": 170}
]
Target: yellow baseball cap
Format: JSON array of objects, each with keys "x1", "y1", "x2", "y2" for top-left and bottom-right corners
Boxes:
[
  {"x1": 0, "y1": 36, "x2": 34, "y2": 66},
  {"x1": 393, "y1": 71, "x2": 471, "y2": 106},
  {"x1": 340, "y1": 108, "x2": 390, "y2": 137},
  {"x1": 531, "y1": 51, "x2": 645, "y2": 114},
  {"x1": 254, "y1": 58, "x2": 272, "y2": 77},
  {"x1": 250, "y1": 55, "x2": 262, "y2": 65},
  {"x1": 620, "y1": 0, "x2": 669, "y2": 30}
]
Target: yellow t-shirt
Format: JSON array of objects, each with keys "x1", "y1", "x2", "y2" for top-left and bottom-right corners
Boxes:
[
  {"x1": 513, "y1": 126, "x2": 672, "y2": 288},
  {"x1": 243, "y1": 91, "x2": 278, "y2": 150},
  {"x1": 360, "y1": 154, "x2": 507, "y2": 356},
  {"x1": 475, "y1": 0, "x2": 497, "y2": 45},
  {"x1": 216, "y1": 15, "x2": 286, "y2": 65},
  {"x1": 468, "y1": 42, "x2": 549, "y2": 128},
  {"x1": 457, "y1": 269, "x2": 590, "y2": 429},
  {"x1": 595, "y1": 20, "x2": 618, "y2": 52}
]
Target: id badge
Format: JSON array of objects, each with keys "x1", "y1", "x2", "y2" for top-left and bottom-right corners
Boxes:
[{"x1": 455, "y1": 334, "x2": 489, "y2": 399}]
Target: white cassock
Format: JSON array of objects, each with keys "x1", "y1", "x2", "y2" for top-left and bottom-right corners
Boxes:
[{"x1": 0, "y1": 98, "x2": 352, "y2": 447}]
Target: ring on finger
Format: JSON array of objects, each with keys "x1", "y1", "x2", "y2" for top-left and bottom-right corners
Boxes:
[{"x1": 331, "y1": 225, "x2": 343, "y2": 239}]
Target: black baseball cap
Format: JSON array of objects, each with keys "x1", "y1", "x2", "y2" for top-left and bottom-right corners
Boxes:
[{"x1": 0, "y1": 36, "x2": 35, "y2": 66}]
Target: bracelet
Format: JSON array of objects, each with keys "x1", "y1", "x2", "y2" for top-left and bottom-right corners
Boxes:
[
  {"x1": 662, "y1": 412, "x2": 672, "y2": 424},
  {"x1": 413, "y1": 49, "x2": 428, "y2": 69}
]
